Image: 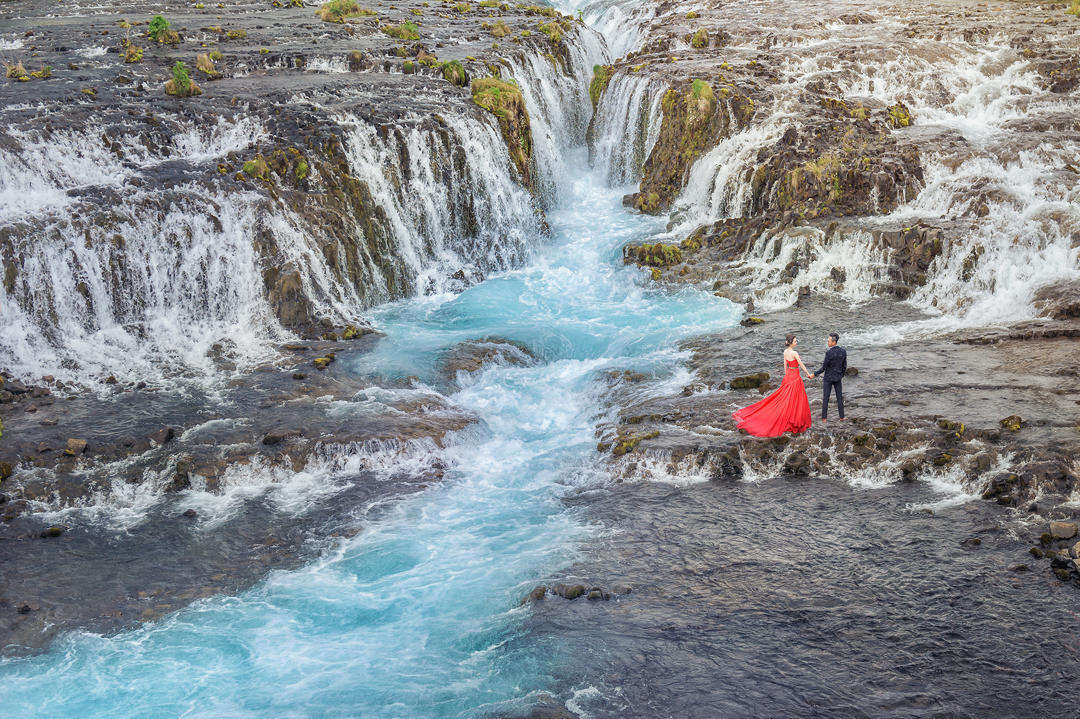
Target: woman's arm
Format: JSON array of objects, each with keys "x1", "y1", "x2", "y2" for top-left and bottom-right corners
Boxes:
[{"x1": 795, "y1": 351, "x2": 813, "y2": 378}]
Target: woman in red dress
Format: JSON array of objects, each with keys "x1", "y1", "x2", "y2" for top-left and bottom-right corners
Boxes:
[{"x1": 732, "y1": 334, "x2": 814, "y2": 437}]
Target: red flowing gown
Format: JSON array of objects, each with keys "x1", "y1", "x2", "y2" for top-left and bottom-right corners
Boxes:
[{"x1": 731, "y1": 358, "x2": 812, "y2": 437}]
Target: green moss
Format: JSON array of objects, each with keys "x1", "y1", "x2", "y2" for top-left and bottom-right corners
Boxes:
[
  {"x1": 316, "y1": 0, "x2": 377, "y2": 22},
  {"x1": 411, "y1": 7, "x2": 422, "y2": 14},
  {"x1": 208, "y1": 49, "x2": 223, "y2": 61},
  {"x1": 453, "y1": 2, "x2": 471, "y2": 11},
  {"x1": 479, "y1": 0, "x2": 500, "y2": 6},
  {"x1": 887, "y1": 102, "x2": 913, "y2": 128},
  {"x1": 538, "y1": 21, "x2": 562, "y2": 43},
  {"x1": 29, "y1": 65, "x2": 52, "y2": 79},
  {"x1": 243, "y1": 155, "x2": 271, "y2": 181},
  {"x1": 383, "y1": 21, "x2": 420, "y2": 40},
  {"x1": 650, "y1": 268, "x2": 662, "y2": 281},
  {"x1": 295, "y1": 157, "x2": 309, "y2": 180},
  {"x1": 490, "y1": 19, "x2": 511, "y2": 37},
  {"x1": 690, "y1": 78, "x2": 713, "y2": 102},
  {"x1": 633, "y1": 242, "x2": 682, "y2": 266},
  {"x1": 471, "y1": 76, "x2": 533, "y2": 187},
  {"x1": 691, "y1": 28, "x2": 708, "y2": 48},
  {"x1": 226, "y1": 29, "x2": 247, "y2": 39},
  {"x1": 124, "y1": 45, "x2": 144, "y2": 62},
  {"x1": 1066, "y1": 0, "x2": 1079, "y2": 15},
  {"x1": 440, "y1": 59, "x2": 466, "y2": 86},
  {"x1": 685, "y1": 10, "x2": 698, "y2": 18},
  {"x1": 588, "y1": 64, "x2": 613, "y2": 107},
  {"x1": 403, "y1": 59, "x2": 415, "y2": 73}
]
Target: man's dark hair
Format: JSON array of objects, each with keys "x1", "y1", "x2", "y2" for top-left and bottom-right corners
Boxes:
[{"x1": 829, "y1": 332, "x2": 840, "y2": 343}]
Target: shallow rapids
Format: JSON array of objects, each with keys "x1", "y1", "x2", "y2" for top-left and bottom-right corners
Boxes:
[{"x1": 0, "y1": 157, "x2": 739, "y2": 716}]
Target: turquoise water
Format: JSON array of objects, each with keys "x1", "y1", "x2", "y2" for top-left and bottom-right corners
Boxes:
[{"x1": 0, "y1": 153, "x2": 739, "y2": 717}]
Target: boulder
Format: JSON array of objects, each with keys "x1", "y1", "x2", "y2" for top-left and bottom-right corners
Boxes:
[
  {"x1": 1050, "y1": 521, "x2": 1078, "y2": 540},
  {"x1": 730, "y1": 372, "x2": 769, "y2": 390},
  {"x1": 149, "y1": 427, "x2": 175, "y2": 445},
  {"x1": 64, "y1": 438, "x2": 87, "y2": 456},
  {"x1": 551, "y1": 583, "x2": 586, "y2": 600},
  {"x1": 1033, "y1": 279, "x2": 1080, "y2": 320},
  {"x1": 439, "y1": 337, "x2": 535, "y2": 380},
  {"x1": 263, "y1": 429, "x2": 302, "y2": 446},
  {"x1": 999, "y1": 415, "x2": 1023, "y2": 432}
]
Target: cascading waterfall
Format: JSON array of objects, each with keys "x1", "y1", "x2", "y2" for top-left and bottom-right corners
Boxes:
[
  {"x1": 586, "y1": 5, "x2": 1080, "y2": 332},
  {"x1": 588, "y1": 74, "x2": 665, "y2": 185}
]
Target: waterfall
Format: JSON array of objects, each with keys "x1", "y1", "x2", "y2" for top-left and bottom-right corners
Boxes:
[
  {"x1": 0, "y1": 23, "x2": 608, "y2": 388},
  {"x1": 584, "y1": 5, "x2": 1080, "y2": 332},
  {"x1": 588, "y1": 73, "x2": 665, "y2": 186}
]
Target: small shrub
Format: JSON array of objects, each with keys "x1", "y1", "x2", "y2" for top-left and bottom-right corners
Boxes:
[
  {"x1": 691, "y1": 28, "x2": 707, "y2": 48},
  {"x1": 208, "y1": 49, "x2": 223, "y2": 61},
  {"x1": 196, "y1": 53, "x2": 220, "y2": 77},
  {"x1": 148, "y1": 15, "x2": 180, "y2": 44},
  {"x1": 537, "y1": 21, "x2": 562, "y2": 43},
  {"x1": 489, "y1": 19, "x2": 510, "y2": 37},
  {"x1": 165, "y1": 60, "x2": 202, "y2": 96},
  {"x1": 125, "y1": 45, "x2": 144, "y2": 62},
  {"x1": 148, "y1": 15, "x2": 170, "y2": 40}
]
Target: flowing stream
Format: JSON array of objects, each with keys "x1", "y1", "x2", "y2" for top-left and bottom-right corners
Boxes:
[{"x1": 0, "y1": 146, "x2": 739, "y2": 714}]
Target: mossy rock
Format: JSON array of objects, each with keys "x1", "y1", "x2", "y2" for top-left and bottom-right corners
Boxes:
[
  {"x1": 999, "y1": 415, "x2": 1023, "y2": 432},
  {"x1": 690, "y1": 28, "x2": 708, "y2": 48},
  {"x1": 440, "y1": 60, "x2": 466, "y2": 87},
  {"x1": 629, "y1": 79, "x2": 726, "y2": 214},
  {"x1": 316, "y1": 0, "x2": 377, "y2": 22},
  {"x1": 164, "y1": 78, "x2": 202, "y2": 97},
  {"x1": 589, "y1": 64, "x2": 614, "y2": 108},
  {"x1": 489, "y1": 20, "x2": 511, "y2": 38},
  {"x1": 887, "y1": 102, "x2": 913, "y2": 128},
  {"x1": 243, "y1": 155, "x2": 272, "y2": 181},
  {"x1": 471, "y1": 76, "x2": 533, "y2": 189},
  {"x1": 383, "y1": 21, "x2": 420, "y2": 40},
  {"x1": 730, "y1": 372, "x2": 769, "y2": 389},
  {"x1": 630, "y1": 242, "x2": 682, "y2": 267}
]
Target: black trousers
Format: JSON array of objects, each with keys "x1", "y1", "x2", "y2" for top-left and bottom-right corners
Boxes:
[{"x1": 822, "y1": 379, "x2": 844, "y2": 419}]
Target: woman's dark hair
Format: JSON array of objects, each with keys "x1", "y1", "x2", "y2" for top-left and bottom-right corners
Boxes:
[{"x1": 785, "y1": 334, "x2": 796, "y2": 347}]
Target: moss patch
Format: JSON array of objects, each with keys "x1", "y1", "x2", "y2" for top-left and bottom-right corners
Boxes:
[
  {"x1": 383, "y1": 21, "x2": 420, "y2": 40},
  {"x1": 471, "y1": 76, "x2": 533, "y2": 189},
  {"x1": 316, "y1": 0, "x2": 376, "y2": 23},
  {"x1": 589, "y1": 64, "x2": 613, "y2": 107}
]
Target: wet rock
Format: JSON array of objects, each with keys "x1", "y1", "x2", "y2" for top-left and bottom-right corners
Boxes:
[
  {"x1": 63, "y1": 438, "x2": 87, "y2": 456},
  {"x1": 149, "y1": 427, "x2": 175, "y2": 445},
  {"x1": 6, "y1": 380, "x2": 29, "y2": 395},
  {"x1": 263, "y1": 429, "x2": 303, "y2": 446},
  {"x1": 730, "y1": 372, "x2": 769, "y2": 390},
  {"x1": 165, "y1": 456, "x2": 195, "y2": 493},
  {"x1": 39, "y1": 525, "x2": 65, "y2": 538},
  {"x1": 551, "y1": 583, "x2": 586, "y2": 600},
  {"x1": 1008, "y1": 563, "x2": 1028, "y2": 572},
  {"x1": 440, "y1": 337, "x2": 535, "y2": 380},
  {"x1": 1050, "y1": 521, "x2": 1078, "y2": 540},
  {"x1": 313, "y1": 357, "x2": 334, "y2": 369},
  {"x1": 740, "y1": 316, "x2": 764, "y2": 326},
  {"x1": 999, "y1": 415, "x2": 1023, "y2": 432},
  {"x1": 1033, "y1": 279, "x2": 1080, "y2": 320},
  {"x1": 522, "y1": 585, "x2": 547, "y2": 603},
  {"x1": 17, "y1": 603, "x2": 40, "y2": 614},
  {"x1": 844, "y1": 367, "x2": 858, "y2": 377},
  {"x1": 960, "y1": 537, "x2": 981, "y2": 548},
  {"x1": 1053, "y1": 568, "x2": 1072, "y2": 581},
  {"x1": 182, "y1": 508, "x2": 198, "y2": 519}
]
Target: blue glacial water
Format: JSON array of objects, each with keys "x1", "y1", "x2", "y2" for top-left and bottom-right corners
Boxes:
[{"x1": 0, "y1": 152, "x2": 740, "y2": 718}]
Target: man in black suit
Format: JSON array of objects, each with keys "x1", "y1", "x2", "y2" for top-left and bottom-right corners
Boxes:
[{"x1": 813, "y1": 332, "x2": 847, "y2": 422}]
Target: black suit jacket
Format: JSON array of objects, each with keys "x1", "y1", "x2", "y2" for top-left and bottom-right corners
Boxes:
[{"x1": 814, "y1": 346, "x2": 847, "y2": 382}]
